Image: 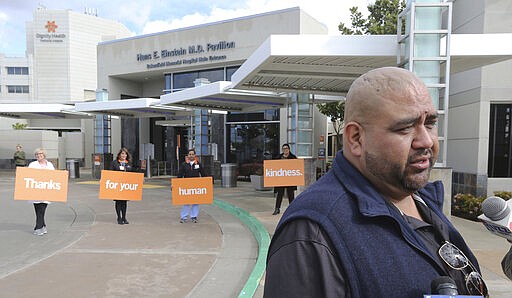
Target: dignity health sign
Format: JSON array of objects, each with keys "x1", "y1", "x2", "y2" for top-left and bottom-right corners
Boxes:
[
  {"x1": 171, "y1": 177, "x2": 213, "y2": 205},
  {"x1": 264, "y1": 159, "x2": 305, "y2": 187},
  {"x1": 14, "y1": 167, "x2": 69, "y2": 202},
  {"x1": 99, "y1": 170, "x2": 144, "y2": 201}
]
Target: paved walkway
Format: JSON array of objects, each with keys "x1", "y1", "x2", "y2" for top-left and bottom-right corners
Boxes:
[{"x1": 0, "y1": 169, "x2": 511, "y2": 297}]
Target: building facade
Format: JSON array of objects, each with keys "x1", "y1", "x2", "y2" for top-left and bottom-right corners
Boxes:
[
  {"x1": 449, "y1": 0, "x2": 512, "y2": 196},
  {"x1": 0, "y1": 7, "x2": 131, "y2": 165},
  {"x1": 92, "y1": 7, "x2": 329, "y2": 177}
]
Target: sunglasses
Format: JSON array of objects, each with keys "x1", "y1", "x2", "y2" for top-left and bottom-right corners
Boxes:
[{"x1": 438, "y1": 241, "x2": 488, "y2": 297}]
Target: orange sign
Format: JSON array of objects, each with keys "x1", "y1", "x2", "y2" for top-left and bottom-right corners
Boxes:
[
  {"x1": 264, "y1": 159, "x2": 305, "y2": 187},
  {"x1": 99, "y1": 170, "x2": 144, "y2": 201},
  {"x1": 14, "y1": 167, "x2": 69, "y2": 202},
  {"x1": 171, "y1": 177, "x2": 213, "y2": 205}
]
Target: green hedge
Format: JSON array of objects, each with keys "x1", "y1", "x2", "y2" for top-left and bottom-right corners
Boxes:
[{"x1": 451, "y1": 191, "x2": 512, "y2": 221}]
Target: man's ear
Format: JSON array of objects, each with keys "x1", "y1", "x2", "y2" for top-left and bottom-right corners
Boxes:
[{"x1": 344, "y1": 122, "x2": 364, "y2": 157}]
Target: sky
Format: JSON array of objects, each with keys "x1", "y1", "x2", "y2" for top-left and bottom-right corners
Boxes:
[{"x1": 0, "y1": 0, "x2": 372, "y2": 57}]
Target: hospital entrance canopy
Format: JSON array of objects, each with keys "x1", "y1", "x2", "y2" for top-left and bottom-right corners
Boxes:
[{"x1": 160, "y1": 34, "x2": 512, "y2": 111}]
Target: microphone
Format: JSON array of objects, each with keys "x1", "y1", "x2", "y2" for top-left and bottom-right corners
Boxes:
[
  {"x1": 478, "y1": 196, "x2": 512, "y2": 241},
  {"x1": 431, "y1": 276, "x2": 459, "y2": 295}
]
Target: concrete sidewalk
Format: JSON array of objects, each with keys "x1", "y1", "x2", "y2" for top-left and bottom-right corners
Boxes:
[{"x1": 0, "y1": 169, "x2": 511, "y2": 297}]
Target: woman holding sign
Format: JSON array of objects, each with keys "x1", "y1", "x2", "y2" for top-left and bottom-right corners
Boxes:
[
  {"x1": 28, "y1": 148, "x2": 54, "y2": 236},
  {"x1": 111, "y1": 148, "x2": 133, "y2": 224},
  {"x1": 272, "y1": 144, "x2": 297, "y2": 215},
  {"x1": 178, "y1": 148, "x2": 207, "y2": 223}
]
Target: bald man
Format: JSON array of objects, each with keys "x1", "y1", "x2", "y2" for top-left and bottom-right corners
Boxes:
[{"x1": 264, "y1": 67, "x2": 487, "y2": 297}]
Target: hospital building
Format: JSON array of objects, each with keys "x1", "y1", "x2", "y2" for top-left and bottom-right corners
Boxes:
[{"x1": 1, "y1": 0, "x2": 512, "y2": 200}]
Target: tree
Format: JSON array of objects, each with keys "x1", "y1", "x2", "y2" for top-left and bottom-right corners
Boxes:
[
  {"x1": 12, "y1": 122, "x2": 28, "y2": 130},
  {"x1": 317, "y1": 101, "x2": 345, "y2": 151},
  {"x1": 318, "y1": 0, "x2": 406, "y2": 152},
  {"x1": 338, "y1": 0, "x2": 406, "y2": 35}
]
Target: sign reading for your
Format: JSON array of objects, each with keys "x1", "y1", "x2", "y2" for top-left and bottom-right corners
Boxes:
[{"x1": 99, "y1": 170, "x2": 144, "y2": 201}]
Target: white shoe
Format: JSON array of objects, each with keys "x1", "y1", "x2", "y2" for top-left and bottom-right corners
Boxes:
[
  {"x1": 42, "y1": 226, "x2": 47, "y2": 234},
  {"x1": 34, "y1": 228, "x2": 44, "y2": 236}
]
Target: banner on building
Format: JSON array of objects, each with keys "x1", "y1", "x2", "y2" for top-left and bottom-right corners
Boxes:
[
  {"x1": 264, "y1": 159, "x2": 305, "y2": 187},
  {"x1": 171, "y1": 177, "x2": 213, "y2": 205},
  {"x1": 14, "y1": 167, "x2": 69, "y2": 202},
  {"x1": 99, "y1": 170, "x2": 144, "y2": 201}
]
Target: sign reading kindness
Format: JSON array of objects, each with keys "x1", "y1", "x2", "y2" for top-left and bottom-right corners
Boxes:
[
  {"x1": 99, "y1": 170, "x2": 144, "y2": 201},
  {"x1": 171, "y1": 177, "x2": 213, "y2": 205},
  {"x1": 263, "y1": 159, "x2": 305, "y2": 187},
  {"x1": 14, "y1": 167, "x2": 69, "y2": 202}
]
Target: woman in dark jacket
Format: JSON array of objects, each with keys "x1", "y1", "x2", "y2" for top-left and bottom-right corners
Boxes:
[
  {"x1": 111, "y1": 147, "x2": 133, "y2": 224},
  {"x1": 272, "y1": 143, "x2": 297, "y2": 215}
]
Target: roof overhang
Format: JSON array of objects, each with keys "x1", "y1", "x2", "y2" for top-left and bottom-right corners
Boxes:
[
  {"x1": 0, "y1": 104, "x2": 94, "y2": 119},
  {"x1": 449, "y1": 33, "x2": 512, "y2": 73},
  {"x1": 74, "y1": 97, "x2": 191, "y2": 118},
  {"x1": 230, "y1": 35, "x2": 399, "y2": 96},
  {"x1": 230, "y1": 34, "x2": 512, "y2": 96},
  {"x1": 160, "y1": 81, "x2": 288, "y2": 112}
]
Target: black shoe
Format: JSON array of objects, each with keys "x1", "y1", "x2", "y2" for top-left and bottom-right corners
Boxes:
[
  {"x1": 122, "y1": 219, "x2": 129, "y2": 224},
  {"x1": 117, "y1": 218, "x2": 124, "y2": 225},
  {"x1": 191, "y1": 217, "x2": 198, "y2": 223},
  {"x1": 272, "y1": 208, "x2": 280, "y2": 215}
]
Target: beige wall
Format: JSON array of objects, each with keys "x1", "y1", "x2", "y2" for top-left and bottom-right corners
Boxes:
[
  {"x1": 0, "y1": 130, "x2": 59, "y2": 159},
  {"x1": 97, "y1": 7, "x2": 327, "y2": 96},
  {"x1": 26, "y1": 9, "x2": 131, "y2": 103},
  {"x1": 449, "y1": 0, "x2": 512, "y2": 195}
]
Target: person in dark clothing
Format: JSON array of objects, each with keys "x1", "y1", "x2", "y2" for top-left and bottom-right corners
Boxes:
[
  {"x1": 111, "y1": 147, "x2": 133, "y2": 225},
  {"x1": 177, "y1": 148, "x2": 207, "y2": 223},
  {"x1": 14, "y1": 144, "x2": 26, "y2": 167},
  {"x1": 264, "y1": 67, "x2": 488, "y2": 297},
  {"x1": 272, "y1": 144, "x2": 298, "y2": 215}
]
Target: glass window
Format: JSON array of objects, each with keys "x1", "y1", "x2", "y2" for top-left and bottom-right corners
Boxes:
[
  {"x1": 226, "y1": 123, "x2": 280, "y2": 177},
  {"x1": 7, "y1": 85, "x2": 29, "y2": 93},
  {"x1": 169, "y1": 66, "x2": 241, "y2": 92},
  {"x1": 198, "y1": 68, "x2": 224, "y2": 83},
  {"x1": 173, "y1": 72, "x2": 198, "y2": 90},
  {"x1": 227, "y1": 110, "x2": 279, "y2": 122},
  {"x1": 226, "y1": 66, "x2": 240, "y2": 80},
  {"x1": 488, "y1": 104, "x2": 512, "y2": 177},
  {"x1": 6, "y1": 67, "x2": 29, "y2": 75}
]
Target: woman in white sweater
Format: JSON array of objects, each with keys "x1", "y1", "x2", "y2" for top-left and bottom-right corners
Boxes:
[{"x1": 28, "y1": 148, "x2": 54, "y2": 236}]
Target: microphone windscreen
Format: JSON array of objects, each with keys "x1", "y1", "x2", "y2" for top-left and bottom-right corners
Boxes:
[
  {"x1": 431, "y1": 276, "x2": 458, "y2": 295},
  {"x1": 482, "y1": 196, "x2": 510, "y2": 221}
]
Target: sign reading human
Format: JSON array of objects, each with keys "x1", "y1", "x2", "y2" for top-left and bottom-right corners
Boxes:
[
  {"x1": 263, "y1": 159, "x2": 305, "y2": 187},
  {"x1": 171, "y1": 177, "x2": 213, "y2": 205},
  {"x1": 14, "y1": 167, "x2": 69, "y2": 202},
  {"x1": 99, "y1": 170, "x2": 144, "y2": 201}
]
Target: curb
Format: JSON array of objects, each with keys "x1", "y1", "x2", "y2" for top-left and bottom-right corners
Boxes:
[{"x1": 213, "y1": 199, "x2": 270, "y2": 297}]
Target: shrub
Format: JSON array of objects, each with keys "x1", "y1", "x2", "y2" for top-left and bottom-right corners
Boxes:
[
  {"x1": 451, "y1": 193, "x2": 486, "y2": 221},
  {"x1": 493, "y1": 191, "x2": 512, "y2": 200}
]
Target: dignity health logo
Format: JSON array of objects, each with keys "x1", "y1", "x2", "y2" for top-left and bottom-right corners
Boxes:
[
  {"x1": 36, "y1": 20, "x2": 66, "y2": 42},
  {"x1": 45, "y1": 20, "x2": 58, "y2": 32}
]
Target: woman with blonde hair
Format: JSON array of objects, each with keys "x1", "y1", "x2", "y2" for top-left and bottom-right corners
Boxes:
[{"x1": 28, "y1": 148, "x2": 54, "y2": 236}]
